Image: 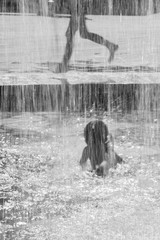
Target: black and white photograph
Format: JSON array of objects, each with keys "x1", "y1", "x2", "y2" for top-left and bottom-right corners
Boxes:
[{"x1": 0, "y1": 1, "x2": 160, "y2": 239}]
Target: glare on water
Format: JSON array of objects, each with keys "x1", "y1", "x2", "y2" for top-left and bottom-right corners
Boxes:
[{"x1": 0, "y1": 1, "x2": 160, "y2": 240}]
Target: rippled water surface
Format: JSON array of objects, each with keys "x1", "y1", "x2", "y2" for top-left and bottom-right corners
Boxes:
[
  {"x1": 0, "y1": 111, "x2": 160, "y2": 239},
  {"x1": 0, "y1": 14, "x2": 160, "y2": 81},
  {"x1": 1, "y1": 11, "x2": 160, "y2": 240}
]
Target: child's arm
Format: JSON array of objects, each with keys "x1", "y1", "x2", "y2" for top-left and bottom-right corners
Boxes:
[{"x1": 80, "y1": 146, "x2": 89, "y2": 170}]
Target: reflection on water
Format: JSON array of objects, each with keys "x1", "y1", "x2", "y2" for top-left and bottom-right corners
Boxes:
[
  {"x1": 1, "y1": 2, "x2": 160, "y2": 239},
  {"x1": 1, "y1": 14, "x2": 160, "y2": 76}
]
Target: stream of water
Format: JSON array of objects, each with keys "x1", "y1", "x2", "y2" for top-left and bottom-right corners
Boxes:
[{"x1": 1, "y1": 1, "x2": 160, "y2": 239}]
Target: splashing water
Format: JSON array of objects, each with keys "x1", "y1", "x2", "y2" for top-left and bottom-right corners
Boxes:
[{"x1": 0, "y1": 1, "x2": 160, "y2": 240}]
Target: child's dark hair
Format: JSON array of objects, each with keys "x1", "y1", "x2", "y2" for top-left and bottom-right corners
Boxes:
[
  {"x1": 80, "y1": 120, "x2": 123, "y2": 177},
  {"x1": 84, "y1": 120, "x2": 109, "y2": 145}
]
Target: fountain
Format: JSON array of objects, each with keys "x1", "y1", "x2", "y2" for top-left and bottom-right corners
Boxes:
[
  {"x1": 0, "y1": 1, "x2": 160, "y2": 239},
  {"x1": 0, "y1": 0, "x2": 160, "y2": 83}
]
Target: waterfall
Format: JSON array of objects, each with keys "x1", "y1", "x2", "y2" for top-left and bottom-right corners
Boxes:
[
  {"x1": 108, "y1": 0, "x2": 113, "y2": 15},
  {"x1": 148, "y1": 0, "x2": 154, "y2": 14}
]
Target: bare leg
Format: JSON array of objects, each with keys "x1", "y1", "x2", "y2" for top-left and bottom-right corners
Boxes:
[
  {"x1": 56, "y1": 0, "x2": 78, "y2": 72},
  {"x1": 79, "y1": 13, "x2": 118, "y2": 62},
  {"x1": 56, "y1": 15, "x2": 78, "y2": 72},
  {"x1": 57, "y1": 0, "x2": 118, "y2": 72}
]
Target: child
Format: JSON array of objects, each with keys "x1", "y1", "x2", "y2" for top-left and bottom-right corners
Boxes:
[
  {"x1": 80, "y1": 120, "x2": 123, "y2": 177},
  {"x1": 57, "y1": 0, "x2": 119, "y2": 72}
]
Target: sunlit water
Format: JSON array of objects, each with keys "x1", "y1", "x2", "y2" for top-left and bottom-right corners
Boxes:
[
  {"x1": 0, "y1": 14, "x2": 160, "y2": 78},
  {"x1": 0, "y1": 111, "x2": 160, "y2": 239},
  {"x1": 1, "y1": 6, "x2": 160, "y2": 240}
]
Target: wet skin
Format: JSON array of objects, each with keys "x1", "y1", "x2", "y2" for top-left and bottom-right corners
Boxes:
[
  {"x1": 56, "y1": 0, "x2": 119, "y2": 72},
  {"x1": 80, "y1": 120, "x2": 123, "y2": 177}
]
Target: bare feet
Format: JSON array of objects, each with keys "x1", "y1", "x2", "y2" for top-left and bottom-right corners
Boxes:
[
  {"x1": 55, "y1": 43, "x2": 119, "y2": 73},
  {"x1": 108, "y1": 44, "x2": 119, "y2": 63}
]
